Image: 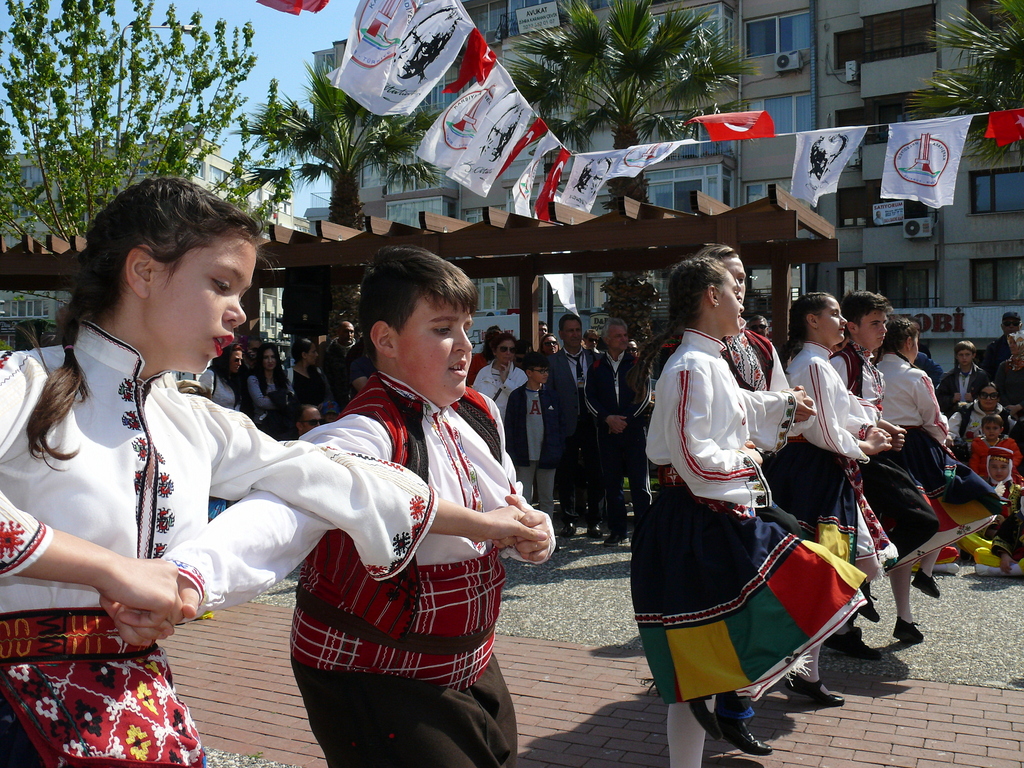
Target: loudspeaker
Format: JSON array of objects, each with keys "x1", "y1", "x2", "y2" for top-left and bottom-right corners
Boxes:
[{"x1": 281, "y1": 266, "x2": 333, "y2": 336}]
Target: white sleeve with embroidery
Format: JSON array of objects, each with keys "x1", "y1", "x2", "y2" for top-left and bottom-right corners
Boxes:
[
  {"x1": 738, "y1": 389, "x2": 797, "y2": 453},
  {"x1": 915, "y1": 374, "x2": 950, "y2": 444},
  {"x1": 796, "y1": 360, "x2": 867, "y2": 460},
  {"x1": 0, "y1": 353, "x2": 55, "y2": 576}
]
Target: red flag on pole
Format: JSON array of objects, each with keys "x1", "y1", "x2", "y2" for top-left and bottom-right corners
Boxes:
[
  {"x1": 497, "y1": 118, "x2": 548, "y2": 177},
  {"x1": 257, "y1": 0, "x2": 329, "y2": 14},
  {"x1": 534, "y1": 147, "x2": 571, "y2": 221},
  {"x1": 686, "y1": 111, "x2": 775, "y2": 141},
  {"x1": 444, "y1": 29, "x2": 498, "y2": 93},
  {"x1": 985, "y1": 108, "x2": 1024, "y2": 146}
]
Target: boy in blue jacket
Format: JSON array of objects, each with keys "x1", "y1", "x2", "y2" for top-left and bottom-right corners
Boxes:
[{"x1": 504, "y1": 351, "x2": 567, "y2": 522}]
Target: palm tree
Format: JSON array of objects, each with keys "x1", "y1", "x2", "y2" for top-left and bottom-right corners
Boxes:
[
  {"x1": 246, "y1": 64, "x2": 439, "y2": 324},
  {"x1": 507, "y1": 0, "x2": 752, "y2": 340},
  {"x1": 911, "y1": 0, "x2": 1024, "y2": 162}
]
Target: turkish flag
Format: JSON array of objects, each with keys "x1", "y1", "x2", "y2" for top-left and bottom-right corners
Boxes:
[
  {"x1": 444, "y1": 29, "x2": 498, "y2": 93},
  {"x1": 497, "y1": 118, "x2": 548, "y2": 177},
  {"x1": 985, "y1": 109, "x2": 1024, "y2": 147},
  {"x1": 257, "y1": 0, "x2": 329, "y2": 14},
  {"x1": 535, "y1": 147, "x2": 571, "y2": 220},
  {"x1": 686, "y1": 111, "x2": 775, "y2": 141}
]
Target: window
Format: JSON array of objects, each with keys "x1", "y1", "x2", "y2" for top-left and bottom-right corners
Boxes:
[
  {"x1": 835, "y1": 107, "x2": 865, "y2": 127},
  {"x1": 972, "y1": 169, "x2": 1024, "y2": 213},
  {"x1": 749, "y1": 95, "x2": 812, "y2": 134},
  {"x1": 386, "y1": 197, "x2": 457, "y2": 227},
  {"x1": 968, "y1": 0, "x2": 999, "y2": 29},
  {"x1": 469, "y1": 1, "x2": 507, "y2": 38},
  {"x1": 746, "y1": 12, "x2": 810, "y2": 57},
  {"x1": 837, "y1": 186, "x2": 868, "y2": 227},
  {"x1": 694, "y1": 3, "x2": 735, "y2": 43},
  {"x1": 839, "y1": 268, "x2": 866, "y2": 296},
  {"x1": 19, "y1": 166, "x2": 43, "y2": 187},
  {"x1": 879, "y1": 266, "x2": 931, "y2": 307},
  {"x1": 834, "y1": 29, "x2": 864, "y2": 68},
  {"x1": 209, "y1": 166, "x2": 228, "y2": 184},
  {"x1": 865, "y1": 98, "x2": 907, "y2": 143},
  {"x1": 863, "y1": 6, "x2": 934, "y2": 62},
  {"x1": 314, "y1": 51, "x2": 336, "y2": 70},
  {"x1": 745, "y1": 183, "x2": 767, "y2": 204},
  {"x1": 360, "y1": 165, "x2": 380, "y2": 189},
  {"x1": 972, "y1": 257, "x2": 1024, "y2": 302},
  {"x1": 647, "y1": 164, "x2": 733, "y2": 208}
]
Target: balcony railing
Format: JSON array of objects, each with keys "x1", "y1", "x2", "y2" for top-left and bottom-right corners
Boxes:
[{"x1": 862, "y1": 42, "x2": 934, "y2": 63}]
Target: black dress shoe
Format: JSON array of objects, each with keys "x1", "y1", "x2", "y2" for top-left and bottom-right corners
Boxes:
[
  {"x1": 858, "y1": 583, "x2": 880, "y2": 623},
  {"x1": 603, "y1": 533, "x2": 626, "y2": 547},
  {"x1": 586, "y1": 525, "x2": 603, "y2": 539},
  {"x1": 688, "y1": 699, "x2": 722, "y2": 740},
  {"x1": 893, "y1": 617, "x2": 924, "y2": 644},
  {"x1": 823, "y1": 629, "x2": 882, "y2": 660},
  {"x1": 912, "y1": 570, "x2": 941, "y2": 599},
  {"x1": 718, "y1": 717, "x2": 773, "y2": 756},
  {"x1": 559, "y1": 522, "x2": 577, "y2": 538},
  {"x1": 784, "y1": 675, "x2": 845, "y2": 707}
]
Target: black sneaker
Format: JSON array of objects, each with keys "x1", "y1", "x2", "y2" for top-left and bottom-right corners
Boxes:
[
  {"x1": 823, "y1": 630, "x2": 882, "y2": 660},
  {"x1": 912, "y1": 570, "x2": 941, "y2": 599},
  {"x1": 894, "y1": 618, "x2": 924, "y2": 644},
  {"x1": 858, "y1": 583, "x2": 880, "y2": 623}
]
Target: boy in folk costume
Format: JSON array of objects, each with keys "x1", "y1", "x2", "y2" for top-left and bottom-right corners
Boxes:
[{"x1": 969, "y1": 414, "x2": 1023, "y2": 479}]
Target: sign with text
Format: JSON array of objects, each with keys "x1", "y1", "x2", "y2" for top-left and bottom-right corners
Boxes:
[
  {"x1": 872, "y1": 200, "x2": 905, "y2": 226},
  {"x1": 515, "y1": 2, "x2": 559, "y2": 34}
]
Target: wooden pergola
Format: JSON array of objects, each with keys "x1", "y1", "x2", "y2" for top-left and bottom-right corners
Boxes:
[{"x1": 0, "y1": 184, "x2": 837, "y2": 347}]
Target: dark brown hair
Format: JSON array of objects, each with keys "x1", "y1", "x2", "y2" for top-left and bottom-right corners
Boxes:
[
  {"x1": 359, "y1": 245, "x2": 477, "y2": 364},
  {"x1": 781, "y1": 292, "x2": 835, "y2": 367},
  {"x1": 880, "y1": 316, "x2": 920, "y2": 366},
  {"x1": 28, "y1": 177, "x2": 262, "y2": 461},
  {"x1": 840, "y1": 290, "x2": 891, "y2": 326},
  {"x1": 628, "y1": 254, "x2": 728, "y2": 399}
]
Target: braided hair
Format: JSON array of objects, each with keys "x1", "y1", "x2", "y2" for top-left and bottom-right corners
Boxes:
[
  {"x1": 780, "y1": 292, "x2": 835, "y2": 368},
  {"x1": 880, "y1": 316, "x2": 919, "y2": 366}
]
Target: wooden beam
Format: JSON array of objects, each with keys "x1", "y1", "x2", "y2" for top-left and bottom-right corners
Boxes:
[
  {"x1": 363, "y1": 216, "x2": 424, "y2": 237},
  {"x1": 741, "y1": 239, "x2": 839, "y2": 266},
  {"x1": 20, "y1": 235, "x2": 46, "y2": 254},
  {"x1": 689, "y1": 190, "x2": 733, "y2": 216},
  {"x1": 483, "y1": 207, "x2": 557, "y2": 229},
  {"x1": 268, "y1": 224, "x2": 322, "y2": 244},
  {"x1": 314, "y1": 220, "x2": 362, "y2": 241},
  {"x1": 770, "y1": 243, "x2": 793, "y2": 340},
  {"x1": 549, "y1": 202, "x2": 596, "y2": 225},
  {"x1": 419, "y1": 211, "x2": 475, "y2": 233},
  {"x1": 768, "y1": 184, "x2": 835, "y2": 239},
  {"x1": 518, "y1": 270, "x2": 539, "y2": 348},
  {"x1": 619, "y1": 196, "x2": 693, "y2": 220},
  {"x1": 45, "y1": 235, "x2": 72, "y2": 254}
]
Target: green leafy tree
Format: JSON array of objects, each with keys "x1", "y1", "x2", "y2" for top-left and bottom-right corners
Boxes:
[
  {"x1": 508, "y1": 0, "x2": 751, "y2": 340},
  {"x1": 911, "y1": 0, "x2": 1024, "y2": 162},
  {"x1": 0, "y1": 0, "x2": 262, "y2": 241},
  {"x1": 245, "y1": 64, "x2": 439, "y2": 229}
]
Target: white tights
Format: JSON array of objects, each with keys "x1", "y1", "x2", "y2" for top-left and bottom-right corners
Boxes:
[
  {"x1": 667, "y1": 702, "x2": 707, "y2": 768},
  {"x1": 889, "y1": 549, "x2": 939, "y2": 622}
]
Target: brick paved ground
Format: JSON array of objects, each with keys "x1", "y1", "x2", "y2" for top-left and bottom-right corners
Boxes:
[{"x1": 162, "y1": 601, "x2": 1024, "y2": 768}]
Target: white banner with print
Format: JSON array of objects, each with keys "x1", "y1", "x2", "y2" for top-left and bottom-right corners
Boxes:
[
  {"x1": 880, "y1": 116, "x2": 973, "y2": 208},
  {"x1": 791, "y1": 127, "x2": 868, "y2": 206}
]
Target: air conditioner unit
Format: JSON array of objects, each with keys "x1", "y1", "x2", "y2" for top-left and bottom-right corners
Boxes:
[
  {"x1": 903, "y1": 217, "x2": 934, "y2": 239},
  {"x1": 774, "y1": 50, "x2": 803, "y2": 73},
  {"x1": 845, "y1": 60, "x2": 860, "y2": 83}
]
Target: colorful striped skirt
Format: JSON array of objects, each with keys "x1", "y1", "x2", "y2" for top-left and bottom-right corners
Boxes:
[{"x1": 631, "y1": 487, "x2": 865, "y2": 704}]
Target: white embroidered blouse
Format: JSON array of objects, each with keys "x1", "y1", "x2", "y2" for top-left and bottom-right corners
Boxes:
[
  {"x1": 0, "y1": 324, "x2": 435, "y2": 613},
  {"x1": 876, "y1": 353, "x2": 949, "y2": 444},
  {"x1": 645, "y1": 330, "x2": 797, "y2": 512}
]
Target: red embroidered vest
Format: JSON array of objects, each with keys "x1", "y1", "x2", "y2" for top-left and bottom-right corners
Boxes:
[{"x1": 297, "y1": 374, "x2": 503, "y2": 641}]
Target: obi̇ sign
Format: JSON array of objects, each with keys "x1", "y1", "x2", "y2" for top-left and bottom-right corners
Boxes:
[
  {"x1": 515, "y1": 2, "x2": 559, "y2": 34},
  {"x1": 892, "y1": 306, "x2": 1012, "y2": 339}
]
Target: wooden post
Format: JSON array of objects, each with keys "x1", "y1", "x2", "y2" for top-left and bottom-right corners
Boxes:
[
  {"x1": 770, "y1": 246, "x2": 791, "y2": 347},
  {"x1": 518, "y1": 268, "x2": 539, "y2": 349},
  {"x1": 242, "y1": 271, "x2": 262, "y2": 338}
]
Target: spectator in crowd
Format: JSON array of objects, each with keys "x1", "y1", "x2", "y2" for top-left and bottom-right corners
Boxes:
[
  {"x1": 549, "y1": 314, "x2": 604, "y2": 538},
  {"x1": 583, "y1": 328, "x2": 601, "y2": 352},
  {"x1": 295, "y1": 404, "x2": 324, "y2": 437},
  {"x1": 969, "y1": 413, "x2": 1022, "y2": 477},
  {"x1": 469, "y1": 325, "x2": 502, "y2": 383},
  {"x1": 745, "y1": 315, "x2": 769, "y2": 336},
  {"x1": 915, "y1": 335, "x2": 944, "y2": 388},
  {"x1": 995, "y1": 332, "x2": 1024, "y2": 420},
  {"x1": 514, "y1": 338, "x2": 531, "y2": 368},
  {"x1": 322, "y1": 319, "x2": 357, "y2": 407},
  {"x1": 349, "y1": 353, "x2": 376, "y2": 394},
  {"x1": 289, "y1": 337, "x2": 331, "y2": 410},
  {"x1": 199, "y1": 341, "x2": 245, "y2": 410},
  {"x1": 540, "y1": 333, "x2": 560, "y2": 355},
  {"x1": 539, "y1": 319, "x2": 549, "y2": 337},
  {"x1": 243, "y1": 337, "x2": 261, "y2": 374},
  {"x1": 320, "y1": 400, "x2": 341, "y2": 423},
  {"x1": 473, "y1": 331, "x2": 527, "y2": 419},
  {"x1": 585, "y1": 318, "x2": 651, "y2": 546},
  {"x1": 949, "y1": 382, "x2": 1013, "y2": 461},
  {"x1": 505, "y1": 351, "x2": 567, "y2": 523},
  {"x1": 936, "y1": 340, "x2": 989, "y2": 416},
  {"x1": 248, "y1": 342, "x2": 298, "y2": 440},
  {"x1": 983, "y1": 311, "x2": 1021, "y2": 379}
]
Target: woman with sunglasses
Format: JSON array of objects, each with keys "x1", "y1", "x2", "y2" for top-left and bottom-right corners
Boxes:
[
  {"x1": 473, "y1": 331, "x2": 527, "y2": 419},
  {"x1": 949, "y1": 382, "x2": 1015, "y2": 459}
]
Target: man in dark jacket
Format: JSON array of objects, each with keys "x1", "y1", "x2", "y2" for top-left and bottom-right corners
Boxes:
[
  {"x1": 585, "y1": 318, "x2": 651, "y2": 546},
  {"x1": 983, "y1": 311, "x2": 1021, "y2": 379},
  {"x1": 505, "y1": 352, "x2": 567, "y2": 522}
]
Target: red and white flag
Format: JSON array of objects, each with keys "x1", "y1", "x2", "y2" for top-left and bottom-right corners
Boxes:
[
  {"x1": 445, "y1": 86, "x2": 535, "y2": 196},
  {"x1": 443, "y1": 28, "x2": 497, "y2": 93},
  {"x1": 534, "y1": 147, "x2": 571, "y2": 221},
  {"x1": 558, "y1": 141, "x2": 691, "y2": 212},
  {"x1": 686, "y1": 111, "x2": 775, "y2": 141},
  {"x1": 512, "y1": 129, "x2": 561, "y2": 216},
  {"x1": 257, "y1": 0, "x2": 329, "y2": 13},
  {"x1": 881, "y1": 115, "x2": 972, "y2": 208},
  {"x1": 985, "y1": 108, "x2": 1024, "y2": 147},
  {"x1": 417, "y1": 65, "x2": 515, "y2": 169},
  {"x1": 331, "y1": 0, "x2": 474, "y2": 116}
]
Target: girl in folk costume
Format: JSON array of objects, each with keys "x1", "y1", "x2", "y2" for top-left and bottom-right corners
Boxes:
[
  {"x1": 0, "y1": 179, "x2": 544, "y2": 768},
  {"x1": 629, "y1": 258, "x2": 865, "y2": 768},
  {"x1": 875, "y1": 318, "x2": 1000, "y2": 626},
  {"x1": 763, "y1": 293, "x2": 895, "y2": 704}
]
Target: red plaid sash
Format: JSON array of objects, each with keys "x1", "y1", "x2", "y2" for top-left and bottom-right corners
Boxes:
[{"x1": 0, "y1": 609, "x2": 202, "y2": 767}]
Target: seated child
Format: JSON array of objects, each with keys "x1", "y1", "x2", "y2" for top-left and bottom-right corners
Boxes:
[
  {"x1": 975, "y1": 496, "x2": 1024, "y2": 577},
  {"x1": 504, "y1": 351, "x2": 567, "y2": 521},
  {"x1": 970, "y1": 413, "x2": 1022, "y2": 478}
]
